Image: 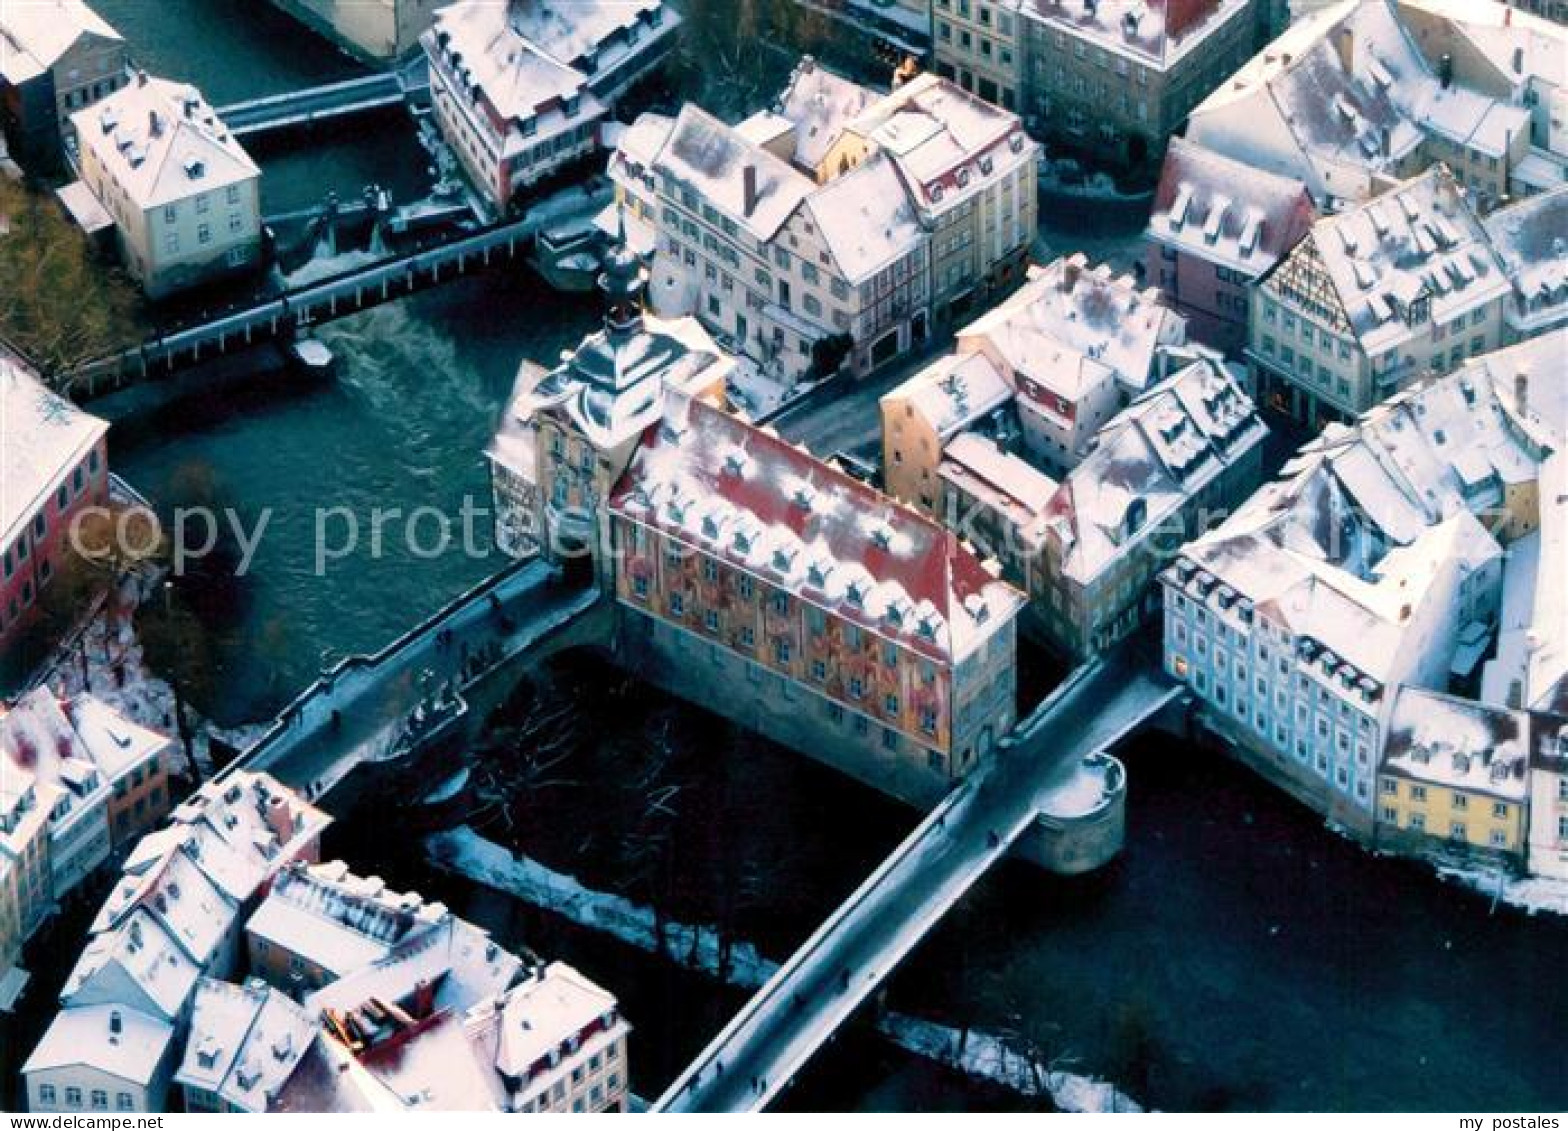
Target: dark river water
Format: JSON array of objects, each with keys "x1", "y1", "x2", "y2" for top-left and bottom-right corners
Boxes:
[{"x1": 90, "y1": 1, "x2": 1568, "y2": 1113}]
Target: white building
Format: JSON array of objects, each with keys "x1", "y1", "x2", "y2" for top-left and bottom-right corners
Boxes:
[
  {"x1": 0, "y1": 0, "x2": 128, "y2": 168},
  {"x1": 608, "y1": 60, "x2": 1037, "y2": 394},
  {"x1": 24, "y1": 773, "x2": 329, "y2": 1113},
  {"x1": 71, "y1": 72, "x2": 261, "y2": 299},
  {"x1": 177, "y1": 977, "x2": 313, "y2": 1113},
  {"x1": 0, "y1": 689, "x2": 173, "y2": 1008},
  {"x1": 1249, "y1": 164, "x2": 1511, "y2": 428},
  {"x1": 1162, "y1": 333, "x2": 1565, "y2": 838},
  {"x1": 1185, "y1": 0, "x2": 1562, "y2": 214},
  {"x1": 422, "y1": 0, "x2": 679, "y2": 214}
]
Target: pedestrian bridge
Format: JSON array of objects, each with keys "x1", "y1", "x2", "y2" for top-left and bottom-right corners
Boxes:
[
  {"x1": 653, "y1": 655, "x2": 1180, "y2": 1112},
  {"x1": 222, "y1": 560, "x2": 601, "y2": 801},
  {"x1": 217, "y1": 72, "x2": 405, "y2": 139},
  {"x1": 65, "y1": 214, "x2": 540, "y2": 399}
]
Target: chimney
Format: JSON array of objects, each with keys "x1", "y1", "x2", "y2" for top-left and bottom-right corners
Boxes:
[
  {"x1": 1439, "y1": 53, "x2": 1453, "y2": 89},
  {"x1": 148, "y1": 109, "x2": 162, "y2": 138},
  {"x1": 265, "y1": 794, "x2": 293, "y2": 844},
  {"x1": 1334, "y1": 26, "x2": 1353, "y2": 73},
  {"x1": 412, "y1": 978, "x2": 436, "y2": 1019},
  {"x1": 1512, "y1": 46, "x2": 1524, "y2": 75},
  {"x1": 135, "y1": 68, "x2": 147, "y2": 87},
  {"x1": 742, "y1": 164, "x2": 759, "y2": 219},
  {"x1": 110, "y1": 1010, "x2": 123, "y2": 1037},
  {"x1": 1515, "y1": 370, "x2": 1529, "y2": 415}
]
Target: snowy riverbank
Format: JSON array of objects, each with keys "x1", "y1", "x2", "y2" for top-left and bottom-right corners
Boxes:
[{"x1": 427, "y1": 826, "x2": 1143, "y2": 1113}]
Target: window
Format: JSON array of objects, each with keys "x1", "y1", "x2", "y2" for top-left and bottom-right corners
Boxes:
[
  {"x1": 1409, "y1": 813, "x2": 1425, "y2": 831},
  {"x1": 885, "y1": 693, "x2": 899, "y2": 715},
  {"x1": 1450, "y1": 822, "x2": 1466, "y2": 840},
  {"x1": 40, "y1": 1085, "x2": 56, "y2": 1104},
  {"x1": 66, "y1": 1088, "x2": 83, "y2": 1108},
  {"x1": 849, "y1": 676, "x2": 865, "y2": 700},
  {"x1": 1381, "y1": 778, "x2": 1396, "y2": 795},
  {"x1": 669, "y1": 592, "x2": 684, "y2": 617},
  {"x1": 91, "y1": 1090, "x2": 107, "y2": 1111},
  {"x1": 1411, "y1": 785, "x2": 1427, "y2": 802},
  {"x1": 1452, "y1": 792, "x2": 1468, "y2": 810},
  {"x1": 197, "y1": 222, "x2": 211, "y2": 244},
  {"x1": 1492, "y1": 802, "x2": 1508, "y2": 819}
]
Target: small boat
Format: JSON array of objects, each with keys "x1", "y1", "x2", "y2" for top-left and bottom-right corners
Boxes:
[{"x1": 287, "y1": 336, "x2": 336, "y2": 378}]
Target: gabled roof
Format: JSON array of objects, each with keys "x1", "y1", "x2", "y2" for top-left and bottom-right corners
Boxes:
[
  {"x1": 773, "y1": 55, "x2": 878, "y2": 172},
  {"x1": 803, "y1": 153, "x2": 923, "y2": 283},
  {"x1": 887, "y1": 351, "x2": 1015, "y2": 442},
  {"x1": 961, "y1": 255, "x2": 1186, "y2": 400},
  {"x1": 1049, "y1": 358, "x2": 1266, "y2": 583},
  {"x1": 1, "y1": 358, "x2": 107, "y2": 552},
  {"x1": 655, "y1": 104, "x2": 815, "y2": 241},
  {"x1": 62, "y1": 907, "x2": 201, "y2": 1021},
  {"x1": 1284, "y1": 165, "x2": 1508, "y2": 354},
  {"x1": 23, "y1": 1004, "x2": 172, "y2": 1086},
  {"x1": 0, "y1": 0, "x2": 121, "y2": 84},
  {"x1": 609, "y1": 395, "x2": 1024, "y2": 662},
  {"x1": 1148, "y1": 137, "x2": 1317, "y2": 277},
  {"x1": 177, "y1": 978, "x2": 313, "y2": 1111},
  {"x1": 1484, "y1": 185, "x2": 1568, "y2": 328},
  {"x1": 1384, "y1": 686, "x2": 1530, "y2": 801},
  {"x1": 71, "y1": 74, "x2": 258, "y2": 210}
]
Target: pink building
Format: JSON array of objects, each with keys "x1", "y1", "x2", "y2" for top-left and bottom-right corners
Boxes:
[
  {"x1": 1, "y1": 357, "x2": 109, "y2": 654},
  {"x1": 1145, "y1": 137, "x2": 1316, "y2": 354}
]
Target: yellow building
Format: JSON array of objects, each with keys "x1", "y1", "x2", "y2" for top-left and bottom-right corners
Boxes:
[{"x1": 1377, "y1": 688, "x2": 1530, "y2": 862}]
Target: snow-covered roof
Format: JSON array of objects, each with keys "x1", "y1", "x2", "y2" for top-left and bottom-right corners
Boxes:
[
  {"x1": 1021, "y1": 0, "x2": 1251, "y2": 69},
  {"x1": 939, "y1": 433, "x2": 1058, "y2": 550},
  {"x1": 803, "y1": 153, "x2": 924, "y2": 283},
  {"x1": 72, "y1": 73, "x2": 258, "y2": 210},
  {"x1": 1049, "y1": 357, "x2": 1266, "y2": 584},
  {"x1": 505, "y1": 301, "x2": 734, "y2": 457},
  {"x1": 0, "y1": 0, "x2": 121, "y2": 85},
  {"x1": 247, "y1": 860, "x2": 450, "y2": 981},
  {"x1": 177, "y1": 978, "x2": 313, "y2": 1110},
  {"x1": 1179, "y1": 335, "x2": 1565, "y2": 691},
  {"x1": 610, "y1": 395, "x2": 1025, "y2": 662},
  {"x1": 23, "y1": 1004, "x2": 173, "y2": 1086},
  {"x1": 1187, "y1": 0, "x2": 1543, "y2": 203},
  {"x1": 1397, "y1": 0, "x2": 1568, "y2": 90},
  {"x1": 847, "y1": 73, "x2": 1034, "y2": 215},
  {"x1": 1484, "y1": 185, "x2": 1568, "y2": 334},
  {"x1": 888, "y1": 351, "x2": 1015, "y2": 442},
  {"x1": 0, "y1": 357, "x2": 107, "y2": 553},
  {"x1": 1292, "y1": 165, "x2": 1509, "y2": 355},
  {"x1": 961, "y1": 255, "x2": 1187, "y2": 401},
  {"x1": 492, "y1": 962, "x2": 622, "y2": 1079},
  {"x1": 62, "y1": 906, "x2": 202, "y2": 1021},
  {"x1": 1, "y1": 689, "x2": 110, "y2": 814},
  {"x1": 1383, "y1": 687, "x2": 1530, "y2": 802},
  {"x1": 653, "y1": 103, "x2": 816, "y2": 241},
  {"x1": 1148, "y1": 137, "x2": 1317, "y2": 277},
  {"x1": 64, "y1": 695, "x2": 172, "y2": 783},
  {"x1": 773, "y1": 55, "x2": 878, "y2": 172},
  {"x1": 426, "y1": 0, "x2": 675, "y2": 120},
  {"x1": 91, "y1": 842, "x2": 234, "y2": 968},
  {"x1": 306, "y1": 916, "x2": 521, "y2": 1022}
]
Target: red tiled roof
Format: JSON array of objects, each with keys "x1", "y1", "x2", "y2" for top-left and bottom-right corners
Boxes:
[{"x1": 608, "y1": 397, "x2": 1019, "y2": 660}]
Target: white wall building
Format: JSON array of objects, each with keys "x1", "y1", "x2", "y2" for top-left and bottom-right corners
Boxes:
[
  {"x1": 1163, "y1": 333, "x2": 1565, "y2": 839},
  {"x1": 423, "y1": 0, "x2": 679, "y2": 214},
  {"x1": 71, "y1": 72, "x2": 261, "y2": 299},
  {"x1": 1249, "y1": 164, "x2": 1511, "y2": 429},
  {"x1": 1185, "y1": 0, "x2": 1563, "y2": 214}
]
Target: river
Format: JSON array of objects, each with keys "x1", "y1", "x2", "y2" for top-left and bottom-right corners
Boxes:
[{"x1": 92, "y1": 2, "x2": 1568, "y2": 1115}]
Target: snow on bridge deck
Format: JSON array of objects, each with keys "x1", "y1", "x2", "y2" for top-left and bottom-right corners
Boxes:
[{"x1": 655, "y1": 654, "x2": 1179, "y2": 1112}]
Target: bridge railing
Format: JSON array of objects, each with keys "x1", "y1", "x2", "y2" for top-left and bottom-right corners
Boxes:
[{"x1": 653, "y1": 658, "x2": 1111, "y2": 1111}]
